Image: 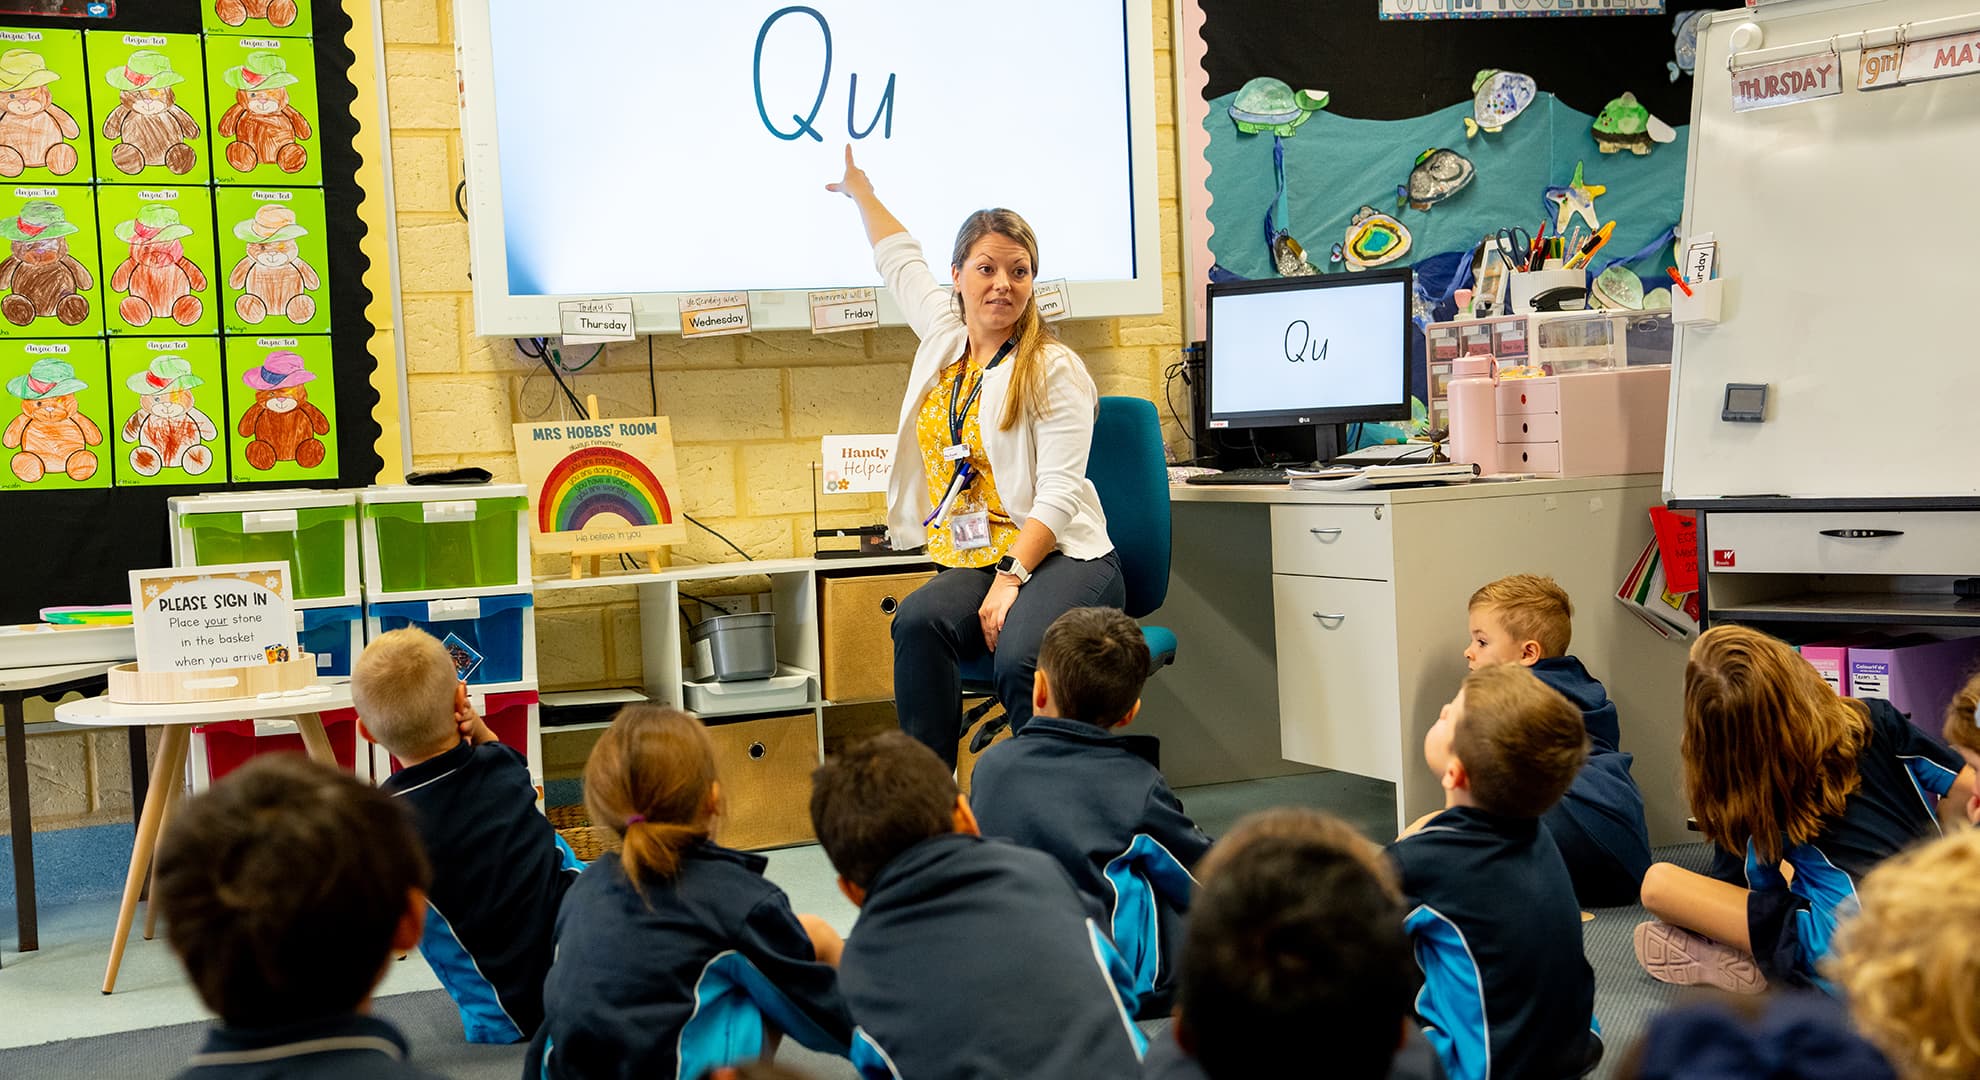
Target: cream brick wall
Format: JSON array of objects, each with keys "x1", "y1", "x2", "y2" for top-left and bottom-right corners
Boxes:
[{"x1": 384, "y1": 0, "x2": 1188, "y2": 692}]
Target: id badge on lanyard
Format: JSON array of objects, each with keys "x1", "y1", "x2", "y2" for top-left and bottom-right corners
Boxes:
[{"x1": 932, "y1": 338, "x2": 1015, "y2": 549}]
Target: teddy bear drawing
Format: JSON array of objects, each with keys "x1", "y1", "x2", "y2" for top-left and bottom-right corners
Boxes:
[
  {"x1": 102, "y1": 51, "x2": 201, "y2": 176},
  {"x1": 228, "y1": 206, "x2": 318, "y2": 324},
  {"x1": 4, "y1": 358, "x2": 100, "y2": 483},
  {"x1": 217, "y1": 54, "x2": 310, "y2": 174},
  {"x1": 0, "y1": 50, "x2": 79, "y2": 178},
  {"x1": 238, "y1": 350, "x2": 329, "y2": 470}
]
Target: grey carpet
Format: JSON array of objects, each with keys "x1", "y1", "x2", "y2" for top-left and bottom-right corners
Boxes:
[{"x1": 0, "y1": 768, "x2": 1711, "y2": 1079}]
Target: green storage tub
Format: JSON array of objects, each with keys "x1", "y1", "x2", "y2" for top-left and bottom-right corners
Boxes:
[{"x1": 360, "y1": 485, "x2": 531, "y2": 594}]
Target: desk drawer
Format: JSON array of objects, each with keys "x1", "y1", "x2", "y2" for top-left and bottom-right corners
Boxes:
[
  {"x1": 1496, "y1": 380, "x2": 1560, "y2": 415},
  {"x1": 1500, "y1": 441, "x2": 1561, "y2": 475},
  {"x1": 1270, "y1": 504, "x2": 1394, "y2": 580},
  {"x1": 1496, "y1": 412, "x2": 1561, "y2": 444},
  {"x1": 1706, "y1": 512, "x2": 1980, "y2": 575},
  {"x1": 1272, "y1": 574, "x2": 1402, "y2": 782}
]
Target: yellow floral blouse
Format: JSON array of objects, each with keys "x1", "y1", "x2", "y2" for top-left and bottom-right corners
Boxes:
[{"x1": 915, "y1": 358, "x2": 1020, "y2": 568}]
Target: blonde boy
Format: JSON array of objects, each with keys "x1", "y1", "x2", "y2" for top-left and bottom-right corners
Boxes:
[
  {"x1": 1465, "y1": 574, "x2": 1652, "y2": 906},
  {"x1": 351, "y1": 629, "x2": 581, "y2": 1044}
]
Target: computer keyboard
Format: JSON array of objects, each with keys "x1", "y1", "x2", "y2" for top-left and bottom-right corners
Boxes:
[{"x1": 1185, "y1": 466, "x2": 1291, "y2": 486}]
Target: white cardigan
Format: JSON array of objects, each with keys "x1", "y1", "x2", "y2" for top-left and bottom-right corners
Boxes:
[{"x1": 876, "y1": 232, "x2": 1113, "y2": 561}]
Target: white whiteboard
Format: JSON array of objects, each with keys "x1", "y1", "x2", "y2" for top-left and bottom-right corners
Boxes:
[
  {"x1": 1666, "y1": 0, "x2": 1980, "y2": 501},
  {"x1": 454, "y1": 0, "x2": 1161, "y2": 336}
]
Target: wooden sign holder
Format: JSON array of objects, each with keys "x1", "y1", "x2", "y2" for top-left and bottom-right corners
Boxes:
[{"x1": 107, "y1": 655, "x2": 320, "y2": 704}]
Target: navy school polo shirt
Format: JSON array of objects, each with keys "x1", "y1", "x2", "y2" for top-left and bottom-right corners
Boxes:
[
  {"x1": 174, "y1": 1013, "x2": 444, "y2": 1080},
  {"x1": 839, "y1": 832, "x2": 1148, "y2": 1079},
  {"x1": 379, "y1": 739, "x2": 582, "y2": 1043},
  {"x1": 1387, "y1": 806, "x2": 1600, "y2": 1080},
  {"x1": 527, "y1": 843, "x2": 853, "y2": 1080},
  {"x1": 968, "y1": 715, "x2": 1214, "y2": 1016}
]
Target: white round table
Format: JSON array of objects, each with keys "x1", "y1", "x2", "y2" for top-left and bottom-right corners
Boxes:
[{"x1": 55, "y1": 685, "x2": 354, "y2": 994}]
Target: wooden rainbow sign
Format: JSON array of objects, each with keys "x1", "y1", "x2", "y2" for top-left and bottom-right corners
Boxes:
[{"x1": 513, "y1": 415, "x2": 688, "y2": 556}]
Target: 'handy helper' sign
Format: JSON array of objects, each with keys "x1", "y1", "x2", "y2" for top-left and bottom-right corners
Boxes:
[{"x1": 129, "y1": 562, "x2": 298, "y2": 672}]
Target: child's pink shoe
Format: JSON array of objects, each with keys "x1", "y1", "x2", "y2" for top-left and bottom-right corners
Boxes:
[{"x1": 1633, "y1": 921, "x2": 1768, "y2": 995}]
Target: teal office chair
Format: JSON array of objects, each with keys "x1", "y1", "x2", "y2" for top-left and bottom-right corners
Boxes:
[{"x1": 963, "y1": 396, "x2": 1177, "y2": 751}]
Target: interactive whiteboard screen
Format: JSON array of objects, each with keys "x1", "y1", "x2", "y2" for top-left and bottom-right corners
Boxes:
[{"x1": 456, "y1": 0, "x2": 1160, "y2": 334}]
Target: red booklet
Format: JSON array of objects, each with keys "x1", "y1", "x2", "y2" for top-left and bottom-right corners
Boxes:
[{"x1": 1649, "y1": 507, "x2": 1699, "y2": 594}]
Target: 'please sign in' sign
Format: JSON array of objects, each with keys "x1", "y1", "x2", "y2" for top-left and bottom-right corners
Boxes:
[{"x1": 1730, "y1": 52, "x2": 1842, "y2": 111}]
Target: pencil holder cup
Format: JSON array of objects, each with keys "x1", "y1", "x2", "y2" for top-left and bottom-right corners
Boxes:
[
  {"x1": 1671, "y1": 279, "x2": 1724, "y2": 326},
  {"x1": 1508, "y1": 268, "x2": 1586, "y2": 315}
]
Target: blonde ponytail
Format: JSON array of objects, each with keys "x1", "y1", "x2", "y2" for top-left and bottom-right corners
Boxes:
[{"x1": 582, "y1": 705, "x2": 720, "y2": 895}]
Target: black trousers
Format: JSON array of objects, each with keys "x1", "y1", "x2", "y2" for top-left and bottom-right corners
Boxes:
[{"x1": 892, "y1": 551, "x2": 1125, "y2": 769}]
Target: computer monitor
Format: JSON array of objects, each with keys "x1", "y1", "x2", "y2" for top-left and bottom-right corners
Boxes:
[{"x1": 1202, "y1": 268, "x2": 1412, "y2": 462}]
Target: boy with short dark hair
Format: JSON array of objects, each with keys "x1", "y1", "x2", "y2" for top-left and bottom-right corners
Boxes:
[
  {"x1": 1147, "y1": 808, "x2": 1444, "y2": 1080},
  {"x1": 969, "y1": 606, "x2": 1211, "y2": 1015},
  {"x1": 1466, "y1": 573, "x2": 1652, "y2": 906},
  {"x1": 154, "y1": 755, "x2": 442, "y2": 1079},
  {"x1": 810, "y1": 731, "x2": 1146, "y2": 1079},
  {"x1": 352, "y1": 628, "x2": 582, "y2": 1044},
  {"x1": 1390, "y1": 664, "x2": 1602, "y2": 1080}
]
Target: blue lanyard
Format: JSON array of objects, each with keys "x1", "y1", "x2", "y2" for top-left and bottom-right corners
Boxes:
[{"x1": 948, "y1": 338, "x2": 1018, "y2": 448}]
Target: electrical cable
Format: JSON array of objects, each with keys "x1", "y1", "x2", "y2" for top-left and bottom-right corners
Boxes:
[
  {"x1": 1162, "y1": 356, "x2": 1199, "y2": 455},
  {"x1": 684, "y1": 514, "x2": 754, "y2": 561},
  {"x1": 647, "y1": 336, "x2": 658, "y2": 415},
  {"x1": 455, "y1": 179, "x2": 468, "y2": 222}
]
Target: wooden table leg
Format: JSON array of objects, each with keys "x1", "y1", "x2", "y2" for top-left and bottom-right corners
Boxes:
[
  {"x1": 103, "y1": 724, "x2": 188, "y2": 995},
  {"x1": 142, "y1": 775, "x2": 182, "y2": 942},
  {"x1": 3, "y1": 691, "x2": 32, "y2": 959},
  {"x1": 293, "y1": 712, "x2": 337, "y2": 767}
]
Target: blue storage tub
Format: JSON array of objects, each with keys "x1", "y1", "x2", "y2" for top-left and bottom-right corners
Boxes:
[
  {"x1": 300, "y1": 604, "x2": 363, "y2": 678},
  {"x1": 366, "y1": 592, "x2": 536, "y2": 686}
]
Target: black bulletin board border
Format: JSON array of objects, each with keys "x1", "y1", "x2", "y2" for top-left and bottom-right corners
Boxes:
[{"x1": 0, "y1": 0, "x2": 381, "y2": 623}]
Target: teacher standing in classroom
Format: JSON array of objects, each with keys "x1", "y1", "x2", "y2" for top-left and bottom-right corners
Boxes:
[{"x1": 827, "y1": 148, "x2": 1122, "y2": 770}]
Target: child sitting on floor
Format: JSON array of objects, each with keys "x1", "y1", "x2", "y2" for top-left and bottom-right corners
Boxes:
[
  {"x1": 1634, "y1": 626, "x2": 1975, "y2": 995},
  {"x1": 810, "y1": 731, "x2": 1146, "y2": 1079},
  {"x1": 527, "y1": 706, "x2": 852, "y2": 1078},
  {"x1": 969, "y1": 606, "x2": 1212, "y2": 1015},
  {"x1": 1389, "y1": 664, "x2": 1602, "y2": 1080},
  {"x1": 154, "y1": 755, "x2": 443, "y2": 1079},
  {"x1": 1146, "y1": 807, "x2": 1443, "y2": 1080},
  {"x1": 1465, "y1": 574, "x2": 1652, "y2": 906},
  {"x1": 353, "y1": 628, "x2": 583, "y2": 1044}
]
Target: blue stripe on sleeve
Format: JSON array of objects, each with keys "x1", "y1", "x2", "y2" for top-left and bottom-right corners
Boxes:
[
  {"x1": 1102, "y1": 833, "x2": 1198, "y2": 1001},
  {"x1": 417, "y1": 905, "x2": 525, "y2": 1045},
  {"x1": 553, "y1": 832, "x2": 587, "y2": 873},
  {"x1": 851, "y1": 1028, "x2": 906, "y2": 1080},
  {"x1": 1087, "y1": 920, "x2": 1150, "y2": 1060},
  {"x1": 676, "y1": 950, "x2": 852, "y2": 1079},
  {"x1": 1404, "y1": 904, "x2": 1492, "y2": 1080}
]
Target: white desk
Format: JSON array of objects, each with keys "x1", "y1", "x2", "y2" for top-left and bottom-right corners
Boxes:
[
  {"x1": 1140, "y1": 475, "x2": 1691, "y2": 840},
  {"x1": 56, "y1": 686, "x2": 353, "y2": 993}
]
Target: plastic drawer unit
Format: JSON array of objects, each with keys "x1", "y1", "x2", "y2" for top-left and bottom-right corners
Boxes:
[
  {"x1": 170, "y1": 490, "x2": 360, "y2": 601},
  {"x1": 360, "y1": 484, "x2": 531, "y2": 596}
]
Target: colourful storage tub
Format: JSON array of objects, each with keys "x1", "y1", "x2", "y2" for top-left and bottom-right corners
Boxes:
[
  {"x1": 297, "y1": 602, "x2": 363, "y2": 679},
  {"x1": 365, "y1": 591, "x2": 536, "y2": 686},
  {"x1": 170, "y1": 491, "x2": 359, "y2": 601},
  {"x1": 192, "y1": 713, "x2": 363, "y2": 789},
  {"x1": 360, "y1": 484, "x2": 531, "y2": 596},
  {"x1": 373, "y1": 688, "x2": 542, "y2": 786}
]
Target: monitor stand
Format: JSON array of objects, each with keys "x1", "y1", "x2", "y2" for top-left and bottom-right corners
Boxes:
[{"x1": 1209, "y1": 423, "x2": 1341, "y2": 472}]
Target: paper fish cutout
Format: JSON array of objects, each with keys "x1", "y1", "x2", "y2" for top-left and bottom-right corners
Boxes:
[
  {"x1": 1545, "y1": 161, "x2": 1606, "y2": 233},
  {"x1": 1593, "y1": 92, "x2": 1677, "y2": 155},
  {"x1": 1642, "y1": 288, "x2": 1673, "y2": 310},
  {"x1": 1229, "y1": 78, "x2": 1330, "y2": 136},
  {"x1": 1332, "y1": 205, "x2": 1412, "y2": 271},
  {"x1": 1670, "y1": 10, "x2": 1707, "y2": 82},
  {"x1": 1466, "y1": 70, "x2": 1537, "y2": 138},
  {"x1": 1396, "y1": 148, "x2": 1475, "y2": 211}
]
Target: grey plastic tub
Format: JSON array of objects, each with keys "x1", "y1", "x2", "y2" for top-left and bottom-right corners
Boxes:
[{"x1": 690, "y1": 612, "x2": 778, "y2": 682}]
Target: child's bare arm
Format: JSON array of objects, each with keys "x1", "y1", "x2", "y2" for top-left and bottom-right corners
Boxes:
[
  {"x1": 1939, "y1": 764, "x2": 1978, "y2": 827},
  {"x1": 796, "y1": 913, "x2": 843, "y2": 967}
]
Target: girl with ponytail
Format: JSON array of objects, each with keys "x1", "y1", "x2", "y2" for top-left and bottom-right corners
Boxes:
[
  {"x1": 527, "y1": 706, "x2": 853, "y2": 1079},
  {"x1": 828, "y1": 149, "x2": 1124, "y2": 769}
]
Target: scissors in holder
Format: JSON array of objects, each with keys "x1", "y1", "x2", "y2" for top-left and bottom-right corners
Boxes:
[{"x1": 1494, "y1": 227, "x2": 1534, "y2": 272}]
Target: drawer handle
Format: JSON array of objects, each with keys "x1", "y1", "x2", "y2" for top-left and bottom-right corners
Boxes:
[
  {"x1": 879, "y1": 595, "x2": 899, "y2": 615},
  {"x1": 1308, "y1": 527, "x2": 1343, "y2": 538},
  {"x1": 748, "y1": 742, "x2": 767, "y2": 760},
  {"x1": 1311, "y1": 611, "x2": 1347, "y2": 624},
  {"x1": 1818, "y1": 529, "x2": 1904, "y2": 539}
]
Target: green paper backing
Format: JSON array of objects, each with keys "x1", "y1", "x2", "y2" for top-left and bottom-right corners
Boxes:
[
  {"x1": 201, "y1": 0, "x2": 313, "y2": 40},
  {"x1": 0, "y1": 336, "x2": 110, "y2": 491},
  {"x1": 203, "y1": 33, "x2": 320, "y2": 187},
  {"x1": 222, "y1": 330, "x2": 334, "y2": 482},
  {"x1": 85, "y1": 30, "x2": 212, "y2": 185},
  {"x1": 108, "y1": 334, "x2": 225, "y2": 486},
  {"x1": 215, "y1": 183, "x2": 327, "y2": 335},
  {"x1": 98, "y1": 183, "x2": 220, "y2": 336},
  {"x1": 0, "y1": 181, "x2": 104, "y2": 336}
]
